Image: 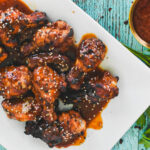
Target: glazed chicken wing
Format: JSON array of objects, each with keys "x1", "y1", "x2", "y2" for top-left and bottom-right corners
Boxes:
[
  {"x1": 32, "y1": 66, "x2": 67, "y2": 122},
  {"x1": 0, "y1": 66, "x2": 31, "y2": 99},
  {"x1": 67, "y1": 38, "x2": 106, "y2": 90},
  {"x1": 0, "y1": 7, "x2": 47, "y2": 48},
  {"x1": 32, "y1": 66, "x2": 67, "y2": 103},
  {"x1": 21, "y1": 20, "x2": 74, "y2": 56},
  {"x1": 2, "y1": 96, "x2": 41, "y2": 122},
  {"x1": 58, "y1": 111, "x2": 86, "y2": 136},
  {"x1": 27, "y1": 52, "x2": 70, "y2": 73},
  {"x1": 25, "y1": 110, "x2": 86, "y2": 148},
  {"x1": 25, "y1": 118, "x2": 61, "y2": 147},
  {"x1": 88, "y1": 71, "x2": 119, "y2": 101},
  {"x1": 73, "y1": 71, "x2": 119, "y2": 121}
]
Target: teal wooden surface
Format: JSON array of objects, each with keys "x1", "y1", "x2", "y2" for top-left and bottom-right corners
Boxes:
[
  {"x1": 0, "y1": 0, "x2": 149, "y2": 150},
  {"x1": 0, "y1": 145, "x2": 6, "y2": 150},
  {"x1": 72, "y1": 0, "x2": 150, "y2": 150}
]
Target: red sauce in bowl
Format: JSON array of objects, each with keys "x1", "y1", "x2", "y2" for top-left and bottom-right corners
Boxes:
[{"x1": 133, "y1": 0, "x2": 150, "y2": 43}]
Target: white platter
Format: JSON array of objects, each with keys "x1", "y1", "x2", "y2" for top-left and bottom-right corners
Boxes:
[{"x1": 0, "y1": 0, "x2": 150, "y2": 150}]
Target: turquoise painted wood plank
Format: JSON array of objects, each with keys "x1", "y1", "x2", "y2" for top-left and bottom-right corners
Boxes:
[
  {"x1": 0, "y1": 145, "x2": 6, "y2": 150},
  {"x1": 72, "y1": 0, "x2": 150, "y2": 150},
  {"x1": 73, "y1": 0, "x2": 148, "y2": 53}
]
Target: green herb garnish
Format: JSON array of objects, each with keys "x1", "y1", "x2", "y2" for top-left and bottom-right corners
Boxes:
[
  {"x1": 136, "y1": 114, "x2": 146, "y2": 129},
  {"x1": 139, "y1": 128, "x2": 150, "y2": 148}
]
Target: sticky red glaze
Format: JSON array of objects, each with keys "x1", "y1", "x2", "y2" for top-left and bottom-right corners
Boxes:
[{"x1": 0, "y1": 0, "x2": 32, "y2": 14}]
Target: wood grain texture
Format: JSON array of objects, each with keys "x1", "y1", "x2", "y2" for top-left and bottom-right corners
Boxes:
[{"x1": 72, "y1": 0, "x2": 150, "y2": 150}]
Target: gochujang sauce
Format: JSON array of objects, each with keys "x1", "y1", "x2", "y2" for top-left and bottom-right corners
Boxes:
[{"x1": 133, "y1": 0, "x2": 150, "y2": 43}]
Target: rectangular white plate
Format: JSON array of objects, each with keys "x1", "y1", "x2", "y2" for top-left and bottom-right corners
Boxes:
[{"x1": 0, "y1": 0, "x2": 150, "y2": 150}]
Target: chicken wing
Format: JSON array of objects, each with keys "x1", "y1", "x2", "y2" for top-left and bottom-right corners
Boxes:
[
  {"x1": 2, "y1": 96, "x2": 41, "y2": 122},
  {"x1": 25, "y1": 110, "x2": 86, "y2": 148},
  {"x1": 27, "y1": 52, "x2": 70, "y2": 73},
  {"x1": 21, "y1": 20, "x2": 74, "y2": 56},
  {"x1": 88, "y1": 71, "x2": 119, "y2": 101},
  {"x1": 67, "y1": 38, "x2": 106, "y2": 90},
  {"x1": 32, "y1": 66, "x2": 67, "y2": 123},
  {"x1": 0, "y1": 7, "x2": 47, "y2": 48},
  {"x1": 32, "y1": 66, "x2": 67, "y2": 103},
  {"x1": 58, "y1": 111, "x2": 86, "y2": 136},
  {"x1": 73, "y1": 71, "x2": 119, "y2": 121},
  {"x1": 0, "y1": 66, "x2": 31, "y2": 99}
]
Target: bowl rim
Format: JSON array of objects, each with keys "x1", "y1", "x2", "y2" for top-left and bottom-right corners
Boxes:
[{"x1": 129, "y1": 0, "x2": 150, "y2": 48}]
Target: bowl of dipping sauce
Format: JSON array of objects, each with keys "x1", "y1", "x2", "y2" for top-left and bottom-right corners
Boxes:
[{"x1": 129, "y1": 0, "x2": 150, "y2": 48}]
